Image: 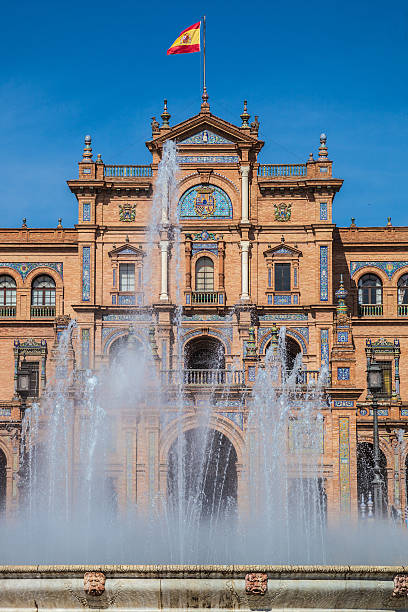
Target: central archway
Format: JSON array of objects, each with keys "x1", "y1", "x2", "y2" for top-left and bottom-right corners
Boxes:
[
  {"x1": 167, "y1": 428, "x2": 237, "y2": 522},
  {"x1": 184, "y1": 336, "x2": 225, "y2": 370}
]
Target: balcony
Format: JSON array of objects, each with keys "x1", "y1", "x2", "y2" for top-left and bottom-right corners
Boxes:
[
  {"x1": 161, "y1": 369, "x2": 245, "y2": 387},
  {"x1": 31, "y1": 306, "x2": 56, "y2": 318},
  {"x1": 0, "y1": 306, "x2": 16, "y2": 317},
  {"x1": 398, "y1": 304, "x2": 408, "y2": 316},
  {"x1": 104, "y1": 165, "x2": 152, "y2": 178},
  {"x1": 185, "y1": 291, "x2": 225, "y2": 306},
  {"x1": 258, "y1": 164, "x2": 307, "y2": 178},
  {"x1": 358, "y1": 304, "x2": 383, "y2": 316}
]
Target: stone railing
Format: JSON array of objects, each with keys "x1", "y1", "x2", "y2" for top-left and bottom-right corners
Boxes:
[
  {"x1": 398, "y1": 304, "x2": 408, "y2": 316},
  {"x1": 104, "y1": 165, "x2": 152, "y2": 178},
  {"x1": 192, "y1": 291, "x2": 218, "y2": 304},
  {"x1": 0, "y1": 306, "x2": 16, "y2": 317},
  {"x1": 359, "y1": 304, "x2": 383, "y2": 316},
  {"x1": 258, "y1": 164, "x2": 307, "y2": 178},
  {"x1": 31, "y1": 306, "x2": 56, "y2": 318},
  {"x1": 161, "y1": 369, "x2": 245, "y2": 386}
]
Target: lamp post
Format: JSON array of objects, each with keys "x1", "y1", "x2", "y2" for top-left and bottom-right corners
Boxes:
[
  {"x1": 367, "y1": 358, "x2": 383, "y2": 518},
  {"x1": 17, "y1": 355, "x2": 30, "y2": 412}
]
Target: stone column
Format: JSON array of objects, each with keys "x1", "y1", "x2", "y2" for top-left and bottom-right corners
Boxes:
[
  {"x1": 240, "y1": 166, "x2": 250, "y2": 223},
  {"x1": 218, "y1": 240, "x2": 225, "y2": 290},
  {"x1": 159, "y1": 240, "x2": 169, "y2": 301},
  {"x1": 185, "y1": 237, "x2": 192, "y2": 290},
  {"x1": 240, "y1": 240, "x2": 250, "y2": 300}
]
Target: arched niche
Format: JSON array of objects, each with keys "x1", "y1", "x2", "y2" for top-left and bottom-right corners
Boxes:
[
  {"x1": 167, "y1": 427, "x2": 237, "y2": 521},
  {"x1": 184, "y1": 335, "x2": 225, "y2": 370},
  {"x1": 179, "y1": 184, "x2": 233, "y2": 219}
]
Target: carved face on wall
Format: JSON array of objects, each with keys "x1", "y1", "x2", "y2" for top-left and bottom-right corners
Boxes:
[
  {"x1": 84, "y1": 571, "x2": 106, "y2": 596},
  {"x1": 393, "y1": 575, "x2": 408, "y2": 597},
  {"x1": 245, "y1": 572, "x2": 268, "y2": 595}
]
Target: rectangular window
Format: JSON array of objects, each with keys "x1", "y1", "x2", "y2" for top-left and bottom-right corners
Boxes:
[
  {"x1": 119, "y1": 264, "x2": 135, "y2": 291},
  {"x1": 24, "y1": 361, "x2": 39, "y2": 397},
  {"x1": 275, "y1": 263, "x2": 291, "y2": 291},
  {"x1": 377, "y1": 360, "x2": 392, "y2": 397}
]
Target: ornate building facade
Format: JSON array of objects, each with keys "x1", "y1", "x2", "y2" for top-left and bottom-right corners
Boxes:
[{"x1": 0, "y1": 96, "x2": 407, "y2": 522}]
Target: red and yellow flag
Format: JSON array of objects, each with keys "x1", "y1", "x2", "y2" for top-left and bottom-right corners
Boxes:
[{"x1": 167, "y1": 22, "x2": 201, "y2": 55}]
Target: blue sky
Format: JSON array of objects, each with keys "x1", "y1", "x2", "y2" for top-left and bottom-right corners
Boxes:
[{"x1": 0, "y1": 0, "x2": 407, "y2": 228}]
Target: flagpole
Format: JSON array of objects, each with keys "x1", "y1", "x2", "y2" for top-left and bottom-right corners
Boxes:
[{"x1": 202, "y1": 15, "x2": 207, "y2": 101}]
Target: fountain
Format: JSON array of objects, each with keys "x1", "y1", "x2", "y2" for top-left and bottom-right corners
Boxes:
[{"x1": 1, "y1": 141, "x2": 408, "y2": 610}]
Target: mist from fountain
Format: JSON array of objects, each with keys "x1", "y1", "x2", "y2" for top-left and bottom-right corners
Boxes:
[{"x1": 1, "y1": 140, "x2": 408, "y2": 565}]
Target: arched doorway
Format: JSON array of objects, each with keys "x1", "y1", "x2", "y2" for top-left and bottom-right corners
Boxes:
[
  {"x1": 357, "y1": 442, "x2": 388, "y2": 516},
  {"x1": 185, "y1": 336, "x2": 225, "y2": 370},
  {"x1": 266, "y1": 335, "x2": 301, "y2": 371},
  {"x1": 0, "y1": 449, "x2": 6, "y2": 515},
  {"x1": 109, "y1": 334, "x2": 143, "y2": 365},
  {"x1": 167, "y1": 428, "x2": 237, "y2": 522}
]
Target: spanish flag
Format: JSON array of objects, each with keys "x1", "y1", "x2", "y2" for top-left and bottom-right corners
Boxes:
[{"x1": 167, "y1": 22, "x2": 201, "y2": 55}]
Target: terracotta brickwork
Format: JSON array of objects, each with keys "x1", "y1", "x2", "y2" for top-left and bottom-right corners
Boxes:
[{"x1": 0, "y1": 100, "x2": 407, "y2": 521}]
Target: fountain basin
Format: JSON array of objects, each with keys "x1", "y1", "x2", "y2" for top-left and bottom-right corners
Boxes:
[{"x1": 0, "y1": 565, "x2": 406, "y2": 610}]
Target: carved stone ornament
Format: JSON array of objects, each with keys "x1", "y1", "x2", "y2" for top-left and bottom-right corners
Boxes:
[
  {"x1": 274, "y1": 203, "x2": 292, "y2": 222},
  {"x1": 119, "y1": 203, "x2": 136, "y2": 222},
  {"x1": 84, "y1": 571, "x2": 106, "y2": 596},
  {"x1": 393, "y1": 575, "x2": 408, "y2": 597},
  {"x1": 245, "y1": 572, "x2": 268, "y2": 595}
]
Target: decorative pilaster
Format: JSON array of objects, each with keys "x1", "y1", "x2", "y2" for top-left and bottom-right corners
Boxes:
[
  {"x1": 218, "y1": 239, "x2": 225, "y2": 290},
  {"x1": 159, "y1": 240, "x2": 169, "y2": 301},
  {"x1": 240, "y1": 166, "x2": 250, "y2": 223},
  {"x1": 240, "y1": 240, "x2": 250, "y2": 300}
]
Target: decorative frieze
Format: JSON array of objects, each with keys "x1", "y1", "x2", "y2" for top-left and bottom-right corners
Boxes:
[
  {"x1": 0, "y1": 262, "x2": 63, "y2": 280},
  {"x1": 350, "y1": 261, "x2": 408, "y2": 279},
  {"x1": 320, "y1": 246, "x2": 328, "y2": 301},
  {"x1": 82, "y1": 247, "x2": 90, "y2": 301},
  {"x1": 179, "y1": 130, "x2": 232, "y2": 144}
]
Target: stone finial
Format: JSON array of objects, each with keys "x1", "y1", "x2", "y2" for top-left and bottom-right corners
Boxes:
[
  {"x1": 367, "y1": 491, "x2": 374, "y2": 519},
  {"x1": 151, "y1": 116, "x2": 160, "y2": 134},
  {"x1": 308, "y1": 152, "x2": 314, "y2": 162},
  {"x1": 245, "y1": 573, "x2": 268, "y2": 595},
  {"x1": 161, "y1": 100, "x2": 171, "y2": 127},
  {"x1": 393, "y1": 575, "x2": 408, "y2": 597},
  {"x1": 318, "y1": 132, "x2": 328, "y2": 160},
  {"x1": 246, "y1": 327, "x2": 257, "y2": 357},
  {"x1": 360, "y1": 493, "x2": 366, "y2": 519},
  {"x1": 22, "y1": 218, "x2": 27, "y2": 229},
  {"x1": 270, "y1": 323, "x2": 279, "y2": 351},
  {"x1": 350, "y1": 217, "x2": 357, "y2": 228},
  {"x1": 387, "y1": 216, "x2": 392, "y2": 226},
  {"x1": 125, "y1": 234, "x2": 130, "y2": 243},
  {"x1": 250, "y1": 115, "x2": 260, "y2": 136},
  {"x1": 240, "y1": 100, "x2": 250, "y2": 128},
  {"x1": 82, "y1": 135, "x2": 93, "y2": 161},
  {"x1": 281, "y1": 235, "x2": 285, "y2": 243},
  {"x1": 83, "y1": 571, "x2": 106, "y2": 596},
  {"x1": 96, "y1": 153, "x2": 103, "y2": 164},
  {"x1": 148, "y1": 326, "x2": 159, "y2": 358},
  {"x1": 57, "y1": 218, "x2": 63, "y2": 229},
  {"x1": 201, "y1": 87, "x2": 210, "y2": 113}
]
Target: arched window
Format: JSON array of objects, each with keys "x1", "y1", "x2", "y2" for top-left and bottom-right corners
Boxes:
[
  {"x1": 398, "y1": 274, "x2": 408, "y2": 305},
  {"x1": 358, "y1": 274, "x2": 382, "y2": 305},
  {"x1": 31, "y1": 275, "x2": 56, "y2": 306},
  {"x1": 0, "y1": 275, "x2": 16, "y2": 306},
  {"x1": 195, "y1": 257, "x2": 214, "y2": 292}
]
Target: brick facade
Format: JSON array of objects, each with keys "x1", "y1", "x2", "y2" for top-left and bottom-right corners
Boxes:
[{"x1": 0, "y1": 99, "x2": 407, "y2": 522}]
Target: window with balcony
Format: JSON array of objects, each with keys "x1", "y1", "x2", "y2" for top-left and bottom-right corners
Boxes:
[
  {"x1": 31, "y1": 275, "x2": 56, "y2": 317},
  {"x1": 358, "y1": 274, "x2": 382, "y2": 315},
  {"x1": 119, "y1": 264, "x2": 135, "y2": 292},
  {"x1": 398, "y1": 274, "x2": 408, "y2": 315},
  {"x1": 275, "y1": 263, "x2": 291, "y2": 291},
  {"x1": 377, "y1": 360, "x2": 392, "y2": 397},
  {"x1": 0, "y1": 275, "x2": 16, "y2": 316},
  {"x1": 192, "y1": 256, "x2": 217, "y2": 304}
]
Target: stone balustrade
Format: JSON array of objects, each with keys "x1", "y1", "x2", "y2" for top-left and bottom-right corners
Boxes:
[
  {"x1": 104, "y1": 165, "x2": 152, "y2": 178},
  {"x1": 258, "y1": 164, "x2": 307, "y2": 178}
]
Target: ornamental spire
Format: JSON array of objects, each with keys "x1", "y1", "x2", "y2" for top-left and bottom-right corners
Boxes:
[
  {"x1": 318, "y1": 132, "x2": 328, "y2": 160},
  {"x1": 240, "y1": 100, "x2": 250, "y2": 128},
  {"x1": 161, "y1": 99, "x2": 171, "y2": 128},
  {"x1": 82, "y1": 135, "x2": 93, "y2": 161}
]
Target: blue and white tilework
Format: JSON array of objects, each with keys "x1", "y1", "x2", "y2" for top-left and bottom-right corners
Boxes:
[
  {"x1": 320, "y1": 202, "x2": 328, "y2": 221},
  {"x1": 179, "y1": 156, "x2": 239, "y2": 164},
  {"x1": 334, "y1": 400, "x2": 354, "y2": 407},
  {"x1": 338, "y1": 331, "x2": 349, "y2": 343},
  {"x1": 320, "y1": 246, "x2": 328, "y2": 301},
  {"x1": 180, "y1": 130, "x2": 232, "y2": 145},
  {"x1": 82, "y1": 247, "x2": 90, "y2": 301},
  {"x1": 337, "y1": 367, "x2": 350, "y2": 380},
  {"x1": 320, "y1": 329, "x2": 329, "y2": 368},
  {"x1": 0, "y1": 262, "x2": 63, "y2": 280},
  {"x1": 350, "y1": 261, "x2": 408, "y2": 280},
  {"x1": 179, "y1": 184, "x2": 233, "y2": 219},
  {"x1": 274, "y1": 294, "x2": 291, "y2": 305},
  {"x1": 82, "y1": 202, "x2": 91, "y2": 222}
]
